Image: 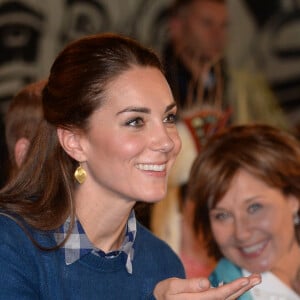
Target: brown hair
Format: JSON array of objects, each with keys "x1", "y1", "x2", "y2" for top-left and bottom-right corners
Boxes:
[
  {"x1": 187, "y1": 124, "x2": 300, "y2": 259},
  {"x1": 0, "y1": 33, "x2": 163, "y2": 234},
  {"x1": 5, "y1": 80, "x2": 46, "y2": 178}
]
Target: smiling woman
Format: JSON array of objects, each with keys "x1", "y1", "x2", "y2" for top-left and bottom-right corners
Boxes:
[
  {"x1": 188, "y1": 124, "x2": 300, "y2": 299},
  {"x1": 0, "y1": 33, "x2": 260, "y2": 299}
]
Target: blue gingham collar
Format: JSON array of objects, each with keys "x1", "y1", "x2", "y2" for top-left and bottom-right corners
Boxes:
[{"x1": 54, "y1": 210, "x2": 137, "y2": 274}]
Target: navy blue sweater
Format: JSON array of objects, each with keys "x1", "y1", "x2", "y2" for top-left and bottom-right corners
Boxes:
[{"x1": 0, "y1": 215, "x2": 185, "y2": 299}]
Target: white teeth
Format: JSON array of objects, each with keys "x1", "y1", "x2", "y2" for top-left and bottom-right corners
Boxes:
[
  {"x1": 242, "y1": 241, "x2": 266, "y2": 254},
  {"x1": 136, "y1": 164, "x2": 166, "y2": 171}
]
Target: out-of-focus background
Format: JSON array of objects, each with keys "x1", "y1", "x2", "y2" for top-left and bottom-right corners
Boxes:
[{"x1": 1, "y1": 0, "x2": 300, "y2": 127}]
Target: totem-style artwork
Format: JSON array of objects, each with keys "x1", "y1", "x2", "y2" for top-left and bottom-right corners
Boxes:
[
  {"x1": 0, "y1": 0, "x2": 64, "y2": 116},
  {"x1": 229, "y1": 0, "x2": 300, "y2": 125},
  {"x1": 1, "y1": 0, "x2": 299, "y2": 124},
  {"x1": 0, "y1": 0, "x2": 172, "y2": 116}
]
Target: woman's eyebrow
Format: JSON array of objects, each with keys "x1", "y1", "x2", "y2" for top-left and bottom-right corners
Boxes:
[
  {"x1": 116, "y1": 102, "x2": 177, "y2": 116},
  {"x1": 165, "y1": 102, "x2": 177, "y2": 113},
  {"x1": 116, "y1": 106, "x2": 150, "y2": 115}
]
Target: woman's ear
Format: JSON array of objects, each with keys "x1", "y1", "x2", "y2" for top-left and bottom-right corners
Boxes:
[
  {"x1": 14, "y1": 137, "x2": 30, "y2": 168},
  {"x1": 57, "y1": 128, "x2": 86, "y2": 162},
  {"x1": 287, "y1": 194, "x2": 300, "y2": 215}
]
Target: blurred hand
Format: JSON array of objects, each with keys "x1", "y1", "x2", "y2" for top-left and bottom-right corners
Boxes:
[{"x1": 153, "y1": 273, "x2": 261, "y2": 300}]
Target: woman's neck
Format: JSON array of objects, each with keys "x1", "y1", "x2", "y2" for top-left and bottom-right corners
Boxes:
[
  {"x1": 271, "y1": 239, "x2": 300, "y2": 294},
  {"x1": 74, "y1": 185, "x2": 134, "y2": 253}
]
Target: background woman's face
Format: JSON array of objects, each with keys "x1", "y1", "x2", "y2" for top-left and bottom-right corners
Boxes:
[
  {"x1": 79, "y1": 66, "x2": 181, "y2": 204},
  {"x1": 210, "y1": 169, "x2": 299, "y2": 273}
]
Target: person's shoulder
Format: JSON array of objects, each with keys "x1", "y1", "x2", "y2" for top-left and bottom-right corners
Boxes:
[
  {"x1": 0, "y1": 212, "x2": 54, "y2": 249},
  {"x1": 135, "y1": 221, "x2": 185, "y2": 277},
  {"x1": 0, "y1": 212, "x2": 34, "y2": 245},
  {"x1": 0, "y1": 212, "x2": 27, "y2": 233},
  {"x1": 0, "y1": 212, "x2": 51, "y2": 296},
  {"x1": 136, "y1": 221, "x2": 172, "y2": 247},
  {"x1": 136, "y1": 221, "x2": 183, "y2": 261}
]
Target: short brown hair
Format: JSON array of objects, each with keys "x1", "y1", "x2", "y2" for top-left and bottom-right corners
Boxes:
[{"x1": 187, "y1": 124, "x2": 300, "y2": 259}]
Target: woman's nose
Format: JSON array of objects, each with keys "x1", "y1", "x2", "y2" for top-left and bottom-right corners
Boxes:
[
  {"x1": 233, "y1": 217, "x2": 252, "y2": 243},
  {"x1": 150, "y1": 125, "x2": 176, "y2": 153}
]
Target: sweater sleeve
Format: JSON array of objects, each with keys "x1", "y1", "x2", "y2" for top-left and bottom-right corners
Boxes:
[{"x1": 0, "y1": 216, "x2": 40, "y2": 299}]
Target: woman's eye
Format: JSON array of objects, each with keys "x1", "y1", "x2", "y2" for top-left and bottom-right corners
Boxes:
[
  {"x1": 248, "y1": 203, "x2": 262, "y2": 214},
  {"x1": 164, "y1": 113, "x2": 178, "y2": 124},
  {"x1": 211, "y1": 211, "x2": 231, "y2": 222},
  {"x1": 125, "y1": 117, "x2": 144, "y2": 127}
]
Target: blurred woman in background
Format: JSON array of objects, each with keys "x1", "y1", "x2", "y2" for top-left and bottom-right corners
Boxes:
[{"x1": 188, "y1": 124, "x2": 300, "y2": 299}]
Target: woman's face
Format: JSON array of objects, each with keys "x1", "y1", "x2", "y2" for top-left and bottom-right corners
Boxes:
[
  {"x1": 79, "y1": 66, "x2": 181, "y2": 204},
  {"x1": 210, "y1": 169, "x2": 299, "y2": 273},
  {"x1": 180, "y1": 0, "x2": 228, "y2": 62}
]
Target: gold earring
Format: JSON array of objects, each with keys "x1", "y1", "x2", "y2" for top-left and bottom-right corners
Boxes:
[{"x1": 74, "y1": 163, "x2": 87, "y2": 184}]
